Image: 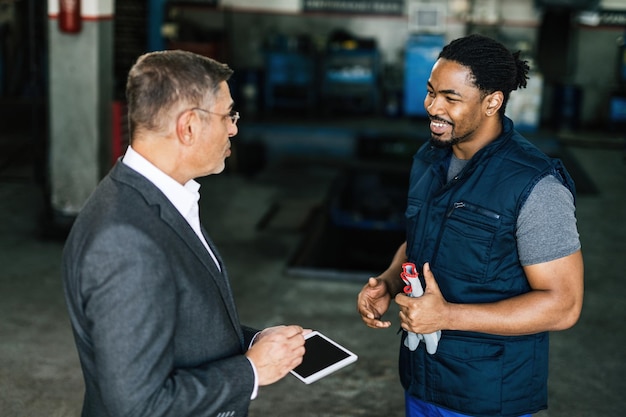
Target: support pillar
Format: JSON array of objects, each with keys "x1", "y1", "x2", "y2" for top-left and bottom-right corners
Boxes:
[{"x1": 46, "y1": 0, "x2": 114, "y2": 232}]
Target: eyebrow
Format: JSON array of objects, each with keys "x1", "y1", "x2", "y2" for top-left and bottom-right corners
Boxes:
[{"x1": 427, "y1": 81, "x2": 463, "y2": 98}]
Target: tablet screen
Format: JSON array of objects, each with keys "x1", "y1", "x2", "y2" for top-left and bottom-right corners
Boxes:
[{"x1": 290, "y1": 331, "x2": 357, "y2": 384}]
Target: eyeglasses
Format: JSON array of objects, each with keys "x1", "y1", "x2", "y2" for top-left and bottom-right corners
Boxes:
[{"x1": 191, "y1": 107, "x2": 240, "y2": 125}]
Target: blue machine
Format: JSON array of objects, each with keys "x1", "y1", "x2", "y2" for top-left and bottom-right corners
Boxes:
[
  {"x1": 403, "y1": 34, "x2": 445, "y2": 117},
  {"x1": 264, "y1": 50, "x2": 316, "y2": 111},
  {"x1": 321, "y1": 45, "x2": 381, "y2": 113}
]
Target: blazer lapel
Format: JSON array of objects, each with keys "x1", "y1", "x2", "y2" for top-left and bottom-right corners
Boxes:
[
  {"x1": 201, "y1": 226, "x2": 244, "y2": 342},
  {"x1": 158, "y1": 202, "x2": 245, "y2": 347}
]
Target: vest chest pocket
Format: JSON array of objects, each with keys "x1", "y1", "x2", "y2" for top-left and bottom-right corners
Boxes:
[{"x1": 437, "y1": 201, "x2": 501, "y2": 283}]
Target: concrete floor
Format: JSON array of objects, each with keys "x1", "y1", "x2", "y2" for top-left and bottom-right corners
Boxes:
[{"x1": 1, "y1": 122, "x2": 625, "y2": 417}]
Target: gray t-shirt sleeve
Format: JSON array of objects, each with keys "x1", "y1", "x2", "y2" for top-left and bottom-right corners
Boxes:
[{"x1": 516, "y1": 175, "x2": 581, "y2": 266}]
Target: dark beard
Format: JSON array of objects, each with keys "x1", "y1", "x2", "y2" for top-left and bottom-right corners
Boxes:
[
  {"x1": 429, "y1": 135, "x2": 454, "y2": 149},
  {"x1": 429, "y1": 130, "x2": 471, "y2": 149}
]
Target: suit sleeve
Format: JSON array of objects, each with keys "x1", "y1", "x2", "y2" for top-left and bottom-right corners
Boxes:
[
  {"x1": 79, "y1": 224, "x2": 254, "y2": 417},
  {"x1": 242, "y1": 326, "x2": 260, "y2": 348}
]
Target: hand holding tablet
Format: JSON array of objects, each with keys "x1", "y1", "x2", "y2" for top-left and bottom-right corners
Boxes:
[{"x1": 290, "y1": 331, "x2": 358, "y2": 384}]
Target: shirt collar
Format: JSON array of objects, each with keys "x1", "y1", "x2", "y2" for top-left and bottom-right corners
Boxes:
[{"x1": 122, "y1": 145, "x2": 200, "y2": 218}]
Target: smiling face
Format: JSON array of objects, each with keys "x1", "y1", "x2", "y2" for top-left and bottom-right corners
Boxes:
[{"x1": 424, "y1": 58, "x2": 501, "y2": 156}]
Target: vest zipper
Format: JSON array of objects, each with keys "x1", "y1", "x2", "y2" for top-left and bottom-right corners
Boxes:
[{"x1": 446, "y1": 201, "x2": 501, "y2": 219}]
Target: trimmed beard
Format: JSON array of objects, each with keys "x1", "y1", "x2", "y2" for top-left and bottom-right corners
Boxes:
[
  {"x1": 430, "y1": 134, "x2": 461, "y2": 149},
  {"x1": 429, "y1": 130, "x2": 472, "y2": 149}
]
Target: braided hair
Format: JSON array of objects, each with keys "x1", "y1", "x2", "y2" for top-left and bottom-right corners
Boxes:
[{"x1": 438, "y1": 34, "x2": 529, "y2": 115}]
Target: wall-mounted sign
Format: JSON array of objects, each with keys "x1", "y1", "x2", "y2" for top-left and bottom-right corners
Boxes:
[
  {"x1": 302, "y1": 0, "x2": 404, "y2": 15},
  {"x1": 169, "y1": 0, "x2": 220, "y2": 5},
  {"x1": 578, "y1": 10, "x2": 626, "y2": 26}
]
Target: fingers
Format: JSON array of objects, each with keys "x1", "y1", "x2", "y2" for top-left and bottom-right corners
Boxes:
[
  {"x1": 359, "y1": 304, "x2": 392, "y2": 328},
  {"x1": 257, "y1": 325, "x2": 304, "y2": 341},
  {"x1": 422, "y1": 262, "x2": 442, "y2": 295},
  {"x1": 363, "y1": 316, "x2": 393, "y2": 329},
  {"x1": 357, "y1": 277, "x2": 392, "y2": 329},
  {"x1": 394, "y1": 278, "x2": 446, "y2": 334},
  {"x1": 282, "y1": 325, "x2": 305, "y2": 338},
  {"x1": 397, "y1": 307, "x2": 410, "y2": 331},
  {"x1": 422, "y1": 262, "x2": 434, "y2": 291},
  {"x1": 396, "y1": 294, "x2": 418, "y2": 333},
  {"x1": 247, "y1": 325, "x2": 308, "y2": 386},
  {"x1": 394, "y1": 292, "x2": 410, "y2": 307}
]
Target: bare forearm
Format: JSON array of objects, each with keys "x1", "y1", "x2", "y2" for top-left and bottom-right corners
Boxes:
[{"x1": 446, "y1": 290, "x2": 578, "y2": 336}]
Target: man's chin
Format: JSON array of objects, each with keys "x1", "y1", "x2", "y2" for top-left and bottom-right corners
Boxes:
[{"x1": 429, "y1": 135, "x2": 453, "y2": 149}]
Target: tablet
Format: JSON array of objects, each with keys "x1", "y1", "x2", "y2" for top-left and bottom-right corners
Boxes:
[{"x1": 290, "y1": 331, "x2": 358, "y2": 384}]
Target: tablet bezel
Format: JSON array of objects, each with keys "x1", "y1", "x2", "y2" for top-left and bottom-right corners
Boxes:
[{"x1": 290, "y1": 330, "x2": 358, "y2": 384}]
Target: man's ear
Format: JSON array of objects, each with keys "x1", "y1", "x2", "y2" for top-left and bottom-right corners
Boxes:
[
  {"x1": 176, "y1": 109, "x2": 195, "y2": 145},
  {"x1": 485, "y1": 91, "x2": 504, "y2": 116}
]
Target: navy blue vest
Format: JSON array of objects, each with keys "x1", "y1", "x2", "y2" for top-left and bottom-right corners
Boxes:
[{"x1": 400, "y1": 117, "x2": 575, "y2": 417}]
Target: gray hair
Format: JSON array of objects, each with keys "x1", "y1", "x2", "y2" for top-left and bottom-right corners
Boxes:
[{"x1": 126, "y1": 50, "x2": 233, "y2": 138}]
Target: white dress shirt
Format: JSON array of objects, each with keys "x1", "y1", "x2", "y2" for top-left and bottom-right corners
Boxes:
[{"x1": 122, "y1": 146, "x2": 221, "y2": 270}]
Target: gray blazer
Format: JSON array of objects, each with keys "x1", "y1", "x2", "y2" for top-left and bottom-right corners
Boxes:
[{"x1": 62, "y1": 161, "x2": 257, "y2": 417}]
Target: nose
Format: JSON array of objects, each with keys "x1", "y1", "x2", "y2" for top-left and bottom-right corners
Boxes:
[
  {"x1": 424, "y1": 94, "x2": 441, "y2": 115},
  {"x1": 228, "y1": 122, "x2": 238, "y2": 138}
]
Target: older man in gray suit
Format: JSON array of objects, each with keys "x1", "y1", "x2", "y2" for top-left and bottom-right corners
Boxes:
[{"x1": 62, "y1": 50, "x2": 308, "y2": 417}]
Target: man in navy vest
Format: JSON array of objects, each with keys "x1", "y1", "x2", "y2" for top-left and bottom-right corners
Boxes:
[{"x1": 357, "y1": 34, "x2": 584, "y2": 417}]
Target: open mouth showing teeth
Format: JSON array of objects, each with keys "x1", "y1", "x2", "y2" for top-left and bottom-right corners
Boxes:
[{"x1": 430, "y1": 118, "x2": 452, "y2": 135}]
